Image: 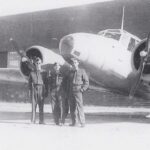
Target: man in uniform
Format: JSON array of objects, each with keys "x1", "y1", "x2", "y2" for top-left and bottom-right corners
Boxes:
[
  {"x1": 29, "y1": 57, "x2": 48, "y2": 124},
  {"x1": 48, "y1": 62, "x2": 68, "y2": 125},
  {"x1": 67, "y1": 58, "x2": 89, "y2": 127}
]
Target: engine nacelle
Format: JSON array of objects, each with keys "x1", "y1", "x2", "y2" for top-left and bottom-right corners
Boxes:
[
  {"x1": 132, "y1": 38, "x2": 150, "y2": 75},
  {"x1": 20, "y1": 46, "x2": 66, "y2": 77}
]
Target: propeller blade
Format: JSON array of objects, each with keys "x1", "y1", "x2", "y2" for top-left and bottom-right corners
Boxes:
[
  {"x1": 129, "y1": 32, "x2": 150, "y2": 99},
  {"x1": 9, "y1": 38, "x2": 26, "y2": 58},
  {"x1": 9, "y1": 38, "x2": 36, "y2": 71}
]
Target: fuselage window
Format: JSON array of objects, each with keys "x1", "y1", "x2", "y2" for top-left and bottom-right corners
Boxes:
[
  {"x1": 128, "y1": 38, "x2": 136, "y2": 51},
  {"x1": 98, "y1": 31, "x2": 105, "y2": 36},
  {"x1": 104, "y1": 32, "x2": 121, "y2": 41},
  {"x1": 74, "y1": 50, "x2": 80, "y2": 56}
]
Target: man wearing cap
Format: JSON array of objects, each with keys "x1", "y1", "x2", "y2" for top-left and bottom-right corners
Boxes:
[
  {"x1": 48, "y1": 62, "x2": 68, "y2": 125},
  {"x1": 67, "y1": 58, "x2": 89, "y2": 127},
  {"x1": 29, "y1": 57, "x2": 48, "y2": 124}
]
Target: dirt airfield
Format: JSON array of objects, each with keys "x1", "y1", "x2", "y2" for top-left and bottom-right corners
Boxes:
[{"x1": 0, "y1": 102, "x2": 150, "y2": 150}]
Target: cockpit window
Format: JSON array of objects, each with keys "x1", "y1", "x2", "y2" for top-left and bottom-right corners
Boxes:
[
  {"x1": 128, "y1": 38, "x2": 136, "y2": 51},
  {"x1": 98, "y1": 29, "x2": 141, "y2": 50},
  {"x1": 98, "y1": 31, "x2": 105, "y2": 36},
  {"x1": 74, "y1": 51, "x2": 80, "y2": 57},
  {"x1": 104, "y1": 32, "x2": 121, "y2": 41}
]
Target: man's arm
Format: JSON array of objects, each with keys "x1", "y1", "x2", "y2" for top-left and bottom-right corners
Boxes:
[
  {"x1": 28, "y1": 73, "x2": 33, "y2": 90},
  {"x1": 22, "y1": 57, "x2": 35, "y2": 71},
  {"x1": 81, "y1": 69, "x2": 89, "y2": 92},
  {"x1": 42, "y1": 71, "x2": 49, "y2": 97},
  {"x1": 47, "y1": 70, "x2": 52, "y2": 92}
]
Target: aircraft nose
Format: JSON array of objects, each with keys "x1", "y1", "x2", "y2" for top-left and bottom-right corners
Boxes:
[{"x1": 59, "y1": 35, "x2": 74, "y2": 59}]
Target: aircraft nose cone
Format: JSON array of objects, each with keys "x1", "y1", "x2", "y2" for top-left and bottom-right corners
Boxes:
[{"x1": 59, "y1": 35, "x2": 74, "y2": 59}]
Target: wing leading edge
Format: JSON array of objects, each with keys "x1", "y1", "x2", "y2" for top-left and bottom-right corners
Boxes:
[{"x1": 0, "y1": 68, "x2": 27, "y2": 85}]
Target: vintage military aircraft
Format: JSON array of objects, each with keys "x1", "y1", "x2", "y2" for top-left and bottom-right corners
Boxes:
[
  {"x1": 59, "y1": 28, "x2": 150, "y2": 100},
  {"x1": 0, "y1": 0, "x2": 149, "y2": 104}
]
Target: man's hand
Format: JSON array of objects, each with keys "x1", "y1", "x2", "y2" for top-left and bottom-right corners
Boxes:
[
  {"x1": 22, "y1": 57, "x2": 28, "y2": 62},
  {"x1": 140, "y1": 51, "x2": 147, "y2": 57}
]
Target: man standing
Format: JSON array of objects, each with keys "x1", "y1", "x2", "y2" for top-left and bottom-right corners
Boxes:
[
  {"x1": 29, "y1": 57, "x2": 47, "y2": 124},
  {"x1": 48, "y1": 62, "x2": 68, "y2": 125},
  {"x1": 67, "y1": 58, "x2": 89, "y2": 127}
]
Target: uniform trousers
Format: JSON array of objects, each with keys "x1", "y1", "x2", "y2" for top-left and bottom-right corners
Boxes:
[
  {"x1": 69, "y1": 91, "x2": 85, "y2": 125},
  {"x1": 31, "y1": 84, "x2": 44, "y2": 123},
  {"x1": 51, "y1": 89, "x2": 68, "y2": 124}
]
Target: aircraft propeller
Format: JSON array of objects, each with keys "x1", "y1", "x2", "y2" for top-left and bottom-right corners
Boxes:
[
  {"x1": 9, "y1": 38, "x2": 36, "y2": 71},
  {"x1": 9, "y1": 38, "x2": 27, "y2": 58},
  {"x1": 129, "y1": 32, "x2": 150, "y2": 99}
]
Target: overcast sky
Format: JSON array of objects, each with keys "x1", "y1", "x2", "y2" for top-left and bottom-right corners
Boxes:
[{"x1": 0, "y1": 0, "x2": 113, "y2": 16}]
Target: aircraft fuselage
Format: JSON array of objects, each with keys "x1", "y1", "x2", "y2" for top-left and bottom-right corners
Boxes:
[{"x1": 59, "y1": 30, "x2": 142, "y2": 93}]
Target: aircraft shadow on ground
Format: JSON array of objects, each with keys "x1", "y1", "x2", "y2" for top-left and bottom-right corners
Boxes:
[{"x1": 0, "y1": 112, "x2": 150, "y2": 125}]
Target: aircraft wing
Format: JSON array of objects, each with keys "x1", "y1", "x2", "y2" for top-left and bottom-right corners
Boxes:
[{"x1": 0, "y1": 68, "x2": 27, "y2": 85}]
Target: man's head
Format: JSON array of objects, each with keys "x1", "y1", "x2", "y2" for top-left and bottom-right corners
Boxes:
[
  {"x1": 34, "y1": 57, "x2": 42, "y2": 70},
  {"x1": 70, "y1": 58, "x2": 79, "y2": 70},
  {"x1": 53, "y1": 62, "x2": 61, "y2": 71}
]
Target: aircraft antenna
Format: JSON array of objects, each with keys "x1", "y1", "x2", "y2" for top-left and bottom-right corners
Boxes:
[{"x1": 121, "y1": 6, "x2": 125, "y2": 31}]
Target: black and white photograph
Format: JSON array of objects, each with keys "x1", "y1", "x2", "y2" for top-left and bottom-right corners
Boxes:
[{"x1": 0, "y1": 0, "x2": 150, "y2": 150}]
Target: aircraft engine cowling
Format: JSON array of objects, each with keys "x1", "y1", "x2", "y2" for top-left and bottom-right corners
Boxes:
[
  {"x1": 20, "y1": 46, "x2": 65, "y2": 77},
  {"x1": 132, "y1": 39, "x2": 150, "y2": 75}
]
